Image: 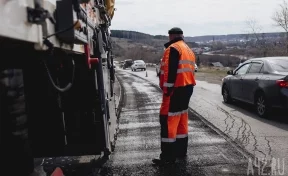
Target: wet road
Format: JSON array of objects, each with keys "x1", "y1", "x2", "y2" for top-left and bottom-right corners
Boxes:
[
  {"x1": 125, "y1": 67, "x2": 288, "y2": 175},
  {"x1": 99, "y1": 70, "x2": 260, "y2": 176}
]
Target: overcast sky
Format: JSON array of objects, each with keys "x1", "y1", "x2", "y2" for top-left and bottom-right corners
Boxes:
[{"x1": 111, "y1": 0, "x2": 285, "y2": 37}]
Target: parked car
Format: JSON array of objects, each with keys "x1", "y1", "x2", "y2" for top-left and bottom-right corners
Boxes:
[
  {"x1": 195, "y1": 63, "x2": 198, "y2": 72},
  {"x1": 131, "y1": 60, "x2": 146, "y2": 71},
  {"x1": 113, "y1": 61, "x2": 119, "y2": 68},
  {"x1": 120, "y1": 61, "x2": 124, "y2": 68},
  {"x1": 221, "y1": 57, "x2": 288, "y2": 118},
  {"x1": 122, "y1": 59, "x2": 133, "y2": 69}
]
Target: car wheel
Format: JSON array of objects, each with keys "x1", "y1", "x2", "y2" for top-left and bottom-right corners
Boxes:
[
  {"x1": 144, "y1": 68, "x2": 146, "y2": 71},
  {"x1": 222, "y1": 85, "x2": 232, "y2": 103},
  {"x1": 255, "y1": 92, "x2": 269, "y2": 118}
]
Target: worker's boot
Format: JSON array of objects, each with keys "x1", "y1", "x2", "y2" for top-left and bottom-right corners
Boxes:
[
  {"x1": 175, "y1": 137, "x2": 188, "y2": 159},
  {"x1": 152, "y1": 152, "x2": 176, "y2": 166},
  {"x1": 175, "y1": 150, "x2": 187, "y2": 159},
  {"x1": 152, "y1": 157, "x2": 176, "y2": 166}
]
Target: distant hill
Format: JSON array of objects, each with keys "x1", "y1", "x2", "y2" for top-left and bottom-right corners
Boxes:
[
  {"x1": 111, "y1": 30, "x2": 168, "y2": 40},
  {"x1": 111, "y1": 30, "x2": 153, "y2": 40},
  {"x1": 185, "y1": 32, "x2": 286, "y2": 43},
  {"x1": 110, "y1": 30, "x2": 287, "y2": 64},
  {"x1": 111, "y1": 30, "x2": 286, "y2": 43},
  {"x1": 110, "y1": 30, "x2": 199, "y2": 63}
]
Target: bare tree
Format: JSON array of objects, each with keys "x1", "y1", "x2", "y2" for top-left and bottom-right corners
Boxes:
[
  {"x1": 272, "y1": 0, "x2": 288, "y2": 54},
  {"x1": 246, "y1": 18, "x2": 262, "y2": 41},
  {"x1": 245, "y1": 18, "x2": 269, "y2": 57}
]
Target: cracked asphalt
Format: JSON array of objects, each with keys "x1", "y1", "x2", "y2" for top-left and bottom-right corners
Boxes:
[
  {"x1": 124, "y1": 67, "x2": 288, "y2": 176},
  {"x1": 99, "y1": 70, "x2": 262, "y2": 176}
]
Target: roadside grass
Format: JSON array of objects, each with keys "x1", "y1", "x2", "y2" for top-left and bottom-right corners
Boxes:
[
  {"x1": 146, "y1": 65, "x2": 229, "y2": 85},
  {"x1": 198, "y1": 67, "x2": 228, "y2": 74},
  {"x1": 196, "y1": 67, "x2": 228, "y2": 85}
]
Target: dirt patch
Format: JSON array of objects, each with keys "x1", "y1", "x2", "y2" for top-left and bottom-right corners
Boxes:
[{"x1": 195, "y1": 67, "x2": 228, "y2": 85}]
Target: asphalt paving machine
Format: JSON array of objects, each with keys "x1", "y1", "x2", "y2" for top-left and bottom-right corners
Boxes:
[{"x1": 0, "y1": 0, "x2": 116, "y2": 175}]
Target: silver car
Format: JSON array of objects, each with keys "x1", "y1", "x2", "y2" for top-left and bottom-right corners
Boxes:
[{"x1": 131, "y1": 60, "x2": 146, "y2": 71}]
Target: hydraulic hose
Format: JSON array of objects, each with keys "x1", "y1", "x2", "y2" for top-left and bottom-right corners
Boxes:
[{"x1": 42, "y1": 57, "x2": 75, "y2": 93}]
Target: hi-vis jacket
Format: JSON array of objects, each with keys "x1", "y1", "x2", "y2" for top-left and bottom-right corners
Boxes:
[{"x1": 160, "y1": 37, "x2": 196, "y2": 95}]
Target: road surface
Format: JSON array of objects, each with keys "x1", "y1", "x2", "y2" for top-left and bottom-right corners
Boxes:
[
  {"x1": 99, "y1": 70, "x2": 263, "y2": 176},
  {"x1": 118, "y1": 67, "x2": 288, "y2": 175}
]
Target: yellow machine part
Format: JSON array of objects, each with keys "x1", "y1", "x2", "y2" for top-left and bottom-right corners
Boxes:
[{"x1": 105, "y1": 0, "x2": 115, "y2": 19}]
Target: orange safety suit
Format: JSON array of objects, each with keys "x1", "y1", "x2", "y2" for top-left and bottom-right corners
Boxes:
[{"x1": 159, "y1": 37, "x2": 196, "y2": 160}]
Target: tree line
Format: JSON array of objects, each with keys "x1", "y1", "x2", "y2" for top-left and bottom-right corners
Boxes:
[{"x1": 111, "y1": 30, "x2": 169, "y2": 40}]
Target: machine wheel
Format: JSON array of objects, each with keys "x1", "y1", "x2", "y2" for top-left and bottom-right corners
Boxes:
[
  {"x1": 103, "y1": 99, "x2": 112, "y2": 158},
  {"x1": 0, "y1": 69, "x2": 34, "y2": 175}
]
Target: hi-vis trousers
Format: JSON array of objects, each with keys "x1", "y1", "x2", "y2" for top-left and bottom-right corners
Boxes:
[{"x1": 159, "y1": 85, "x2": 194, "y2": 160}]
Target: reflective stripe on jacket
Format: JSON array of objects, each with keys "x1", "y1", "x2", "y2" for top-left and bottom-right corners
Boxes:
[{"x1": 160, "y1": 38, "x2": 196, "y2": 94}]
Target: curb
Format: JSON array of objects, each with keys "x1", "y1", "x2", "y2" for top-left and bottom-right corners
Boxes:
[
  {"x1": 115, "y1": 74, "x2": 125, "y2": 119},
  {"x1": 109, "y1": 72, "x2": 125, "y2": 153}
]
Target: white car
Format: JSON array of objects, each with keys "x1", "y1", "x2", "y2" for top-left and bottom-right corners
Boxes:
[
  {"x1": 112, "y1": 61, "x2": 116, "y2": 68},
  {"x1": 131, "y1": 60, "x2": 146, "y2": 71},
  {"x1": 195, "y1": 63, "x2": 198, "y2": 72}
]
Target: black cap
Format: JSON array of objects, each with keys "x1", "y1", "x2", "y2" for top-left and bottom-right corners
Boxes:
[{"x1": 168, "y1": 27, "x2": 183, "y2": 34}]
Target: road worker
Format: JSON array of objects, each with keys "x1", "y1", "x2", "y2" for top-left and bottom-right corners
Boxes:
[{"x1": 152, "y1": 27, "x2": 196, "y2": 166}]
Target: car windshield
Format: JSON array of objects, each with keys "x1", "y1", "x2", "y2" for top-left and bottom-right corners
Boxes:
[
  {"x1": 134, "y1": 60, "x2": 144, "y2": 63},
  {"x1": 268, "y1": 59, "x2": 288, "y2": 72}
]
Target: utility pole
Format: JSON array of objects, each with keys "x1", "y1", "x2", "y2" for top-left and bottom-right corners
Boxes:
[{"x1": 197, "y1": 55, "x2": 201, "y2": 67}]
